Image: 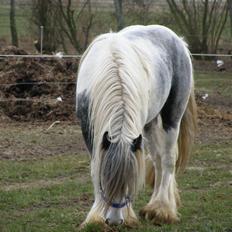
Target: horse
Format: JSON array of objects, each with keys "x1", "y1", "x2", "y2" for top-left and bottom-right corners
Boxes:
[{"x1": 76, "y1": 25, "x2": 197, "y2": 228}]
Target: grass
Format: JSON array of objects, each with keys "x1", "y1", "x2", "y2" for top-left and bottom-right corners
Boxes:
[
  {"x1": 0, "y1": 72, "x2": 231, "y2": 231},
  {"x1": 0, "y1": 143, "x2": 231, "y2": 232},
  {"x1": 195, "y1": 71, "x2": 232, "y2": 97},
  {"x1": 0, "y1": 153, "x2": 92, "y2": 232},
  {"x1": 0, "y1": 154, "x2": 89, "y2": 184}
]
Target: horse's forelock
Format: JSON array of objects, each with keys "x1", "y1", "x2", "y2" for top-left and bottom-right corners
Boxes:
[{"x1": 100, "y1": 140, "x2": 138, "y2": 204}]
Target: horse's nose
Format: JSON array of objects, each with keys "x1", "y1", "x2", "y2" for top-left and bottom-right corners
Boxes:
[
  {"x1": 105, "y1": 207, "x2": 124, "y2": 226},
  {"x1": 105, "y1": 218, "x2": 124, "y2": 226}
]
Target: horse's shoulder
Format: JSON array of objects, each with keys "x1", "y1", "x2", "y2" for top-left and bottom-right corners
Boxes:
[{"x1": 76, "y1": 90, "x2": 93, "y2": 153}]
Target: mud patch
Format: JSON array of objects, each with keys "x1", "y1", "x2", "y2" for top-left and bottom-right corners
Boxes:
[
  {"x1": 0, "y1": 46, "x2": 78, "y2": 121},
  {"x1": 196, "y1": 91, "x2": 232, "y2": 144}
]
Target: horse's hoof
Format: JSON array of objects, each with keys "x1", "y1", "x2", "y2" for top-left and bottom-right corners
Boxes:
[
  {"x1": 79, "y1": 216, "x2": 106, "y2": 231},
  {"x1": 139, "y1": 202, "x2": 180, "y2": 225},
  {"x1": 124, "y1": 216, "x2": 139, "y2": 228}
]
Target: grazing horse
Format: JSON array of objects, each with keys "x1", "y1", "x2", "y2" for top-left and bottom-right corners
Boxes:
[{"x1": 76, "y1": 25, "x2": 197, "y2": 227}]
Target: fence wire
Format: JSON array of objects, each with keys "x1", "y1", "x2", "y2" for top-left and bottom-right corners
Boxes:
[
  {"x1": 0, "y1": 53, "x2": 231, "y2": 103},
  {"x1": 0, "y1": 53, "x2": 232, "y2": 59}
]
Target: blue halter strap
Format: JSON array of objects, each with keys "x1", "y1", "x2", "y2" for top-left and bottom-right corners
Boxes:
[
  {"x1": 100, "y1": 188, "x2": 131, "y2": 209},
  {"x1": 110, "y1": 197, "x2": 131, "y2": 209}
]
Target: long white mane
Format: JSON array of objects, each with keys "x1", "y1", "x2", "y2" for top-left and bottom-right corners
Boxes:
[
  {"x1": 88, "y1": 33, "x2": 150, "y2": 151},
  {"x1": 79, "y1": 33, "x2": 152, "y2": 201}
]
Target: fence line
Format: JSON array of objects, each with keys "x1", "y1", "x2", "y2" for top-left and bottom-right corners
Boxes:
[
  {"x1": 0, "y1": 53, "x2": 230, "y2": 103},
  {"x1": 0, "y1": 54, "x2": 82, "y2": 58},
  {"x1": 0, "y1": 82, "x2": 76, "y2": 86},
  {"x1": 0, "y1": 98, "x2": 64, "y2": 103},
  {"x1": 0, "y1": 53, "x2": 232, "y2": 59},
  {"x1": 191, "y1": 53, "x2": 232, "y2": 57}
]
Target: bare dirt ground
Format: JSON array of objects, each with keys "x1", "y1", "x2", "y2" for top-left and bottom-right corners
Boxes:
[
  {"x1": 0, "y1": 46, "x2": 231, "y2": 160},
  {"x1": 196, "y1": 93, "x2": 232, "y2": 144},
  {"x1": 0, "y1": 122, "x2": 87, "y2": 160}
]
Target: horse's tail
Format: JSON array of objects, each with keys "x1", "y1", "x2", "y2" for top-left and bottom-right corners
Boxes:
[
  {"x1": 176, "y1": 88, "x2": 197, "y2": 171},
  {"x1": 145, "y1": 88, "x2": 197, "y2": 185}
]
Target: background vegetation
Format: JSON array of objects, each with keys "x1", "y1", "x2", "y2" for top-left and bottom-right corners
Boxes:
[{"x1": 0, "y1": 0, "x2": 231, "y2": 55}]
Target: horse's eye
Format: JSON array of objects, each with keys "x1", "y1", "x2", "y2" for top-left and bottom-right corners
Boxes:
[
  {"x1": 131, "y1": 134, "x2": 142, "y2": 152},
  {"x1": 102, "y1": 131, "x2": 111, "y2": 150}
]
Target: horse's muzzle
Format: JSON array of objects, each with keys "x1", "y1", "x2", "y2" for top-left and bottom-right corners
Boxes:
[
  {"x1": 105, "y1": 218, "x2": 124, "y2": 226},
  {"x1": 105, "y1": 206, "x2": 124, "y2": 226}
]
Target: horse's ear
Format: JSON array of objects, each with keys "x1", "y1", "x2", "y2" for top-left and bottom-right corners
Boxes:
[
  {"x1": 131, "y1": 134, "x2": 142, "y2": 152},
  {"x1": 102, "y1": 131, "x2": 111, "y2": 150}
]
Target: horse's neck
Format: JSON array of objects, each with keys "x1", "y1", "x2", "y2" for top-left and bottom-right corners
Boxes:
[{"x1": 86, "y1": 36, "x2": 150, "y2": 141}]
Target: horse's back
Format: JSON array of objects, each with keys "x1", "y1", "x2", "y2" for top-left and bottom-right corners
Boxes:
[
  {"x1": 120, "y1": 25, "x2": 187, "y2": 56},
  {"x1": 76, "y1": 25, "x2": 193, "y2": 139},
  {"x1": 120, "y1": 25, "x2": 193, "y2": 126}
]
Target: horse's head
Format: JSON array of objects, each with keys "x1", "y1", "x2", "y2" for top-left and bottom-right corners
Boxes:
[{"x1": 99, "y1": 131, "x2": 143, "y2": 225}]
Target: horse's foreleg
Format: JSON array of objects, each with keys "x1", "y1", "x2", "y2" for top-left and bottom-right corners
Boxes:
[
  {"x1": 80, "y1": 162, "x2": 105, "y2": 228},
  {"x1": 82, "y1": 195, "x2": 105, "y2": 226},
  {"x1": 140, "y1": 126, "x2": 180, "y2": 224},
  {"x1": 123, "y1": 204, "x2": 139, "y2": 228}
]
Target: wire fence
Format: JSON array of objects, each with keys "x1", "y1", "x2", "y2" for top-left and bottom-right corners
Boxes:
[
  {"x1": 0, "y1": 52, "x2": 231, "y2": 103},
  {"x1": 1, "y1": 53, "x2": 232, "y2": 59},
  {"x1": 0, "y1": 53, "x2": 232, "y2": 104},
  {"x1": 0, "y1": 54, "x2": 82, "y2": 58}
]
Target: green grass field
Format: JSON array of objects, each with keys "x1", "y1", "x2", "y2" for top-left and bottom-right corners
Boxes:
[
  {"x1": 0, "y1": 143, "x2": 231, "y2": 232},
  {"x1": 0, "y1": 72, "x2": 231, "y2": 232},
  {"x1": 195, "y1": 72, "x2": 232, "y2": 97}
]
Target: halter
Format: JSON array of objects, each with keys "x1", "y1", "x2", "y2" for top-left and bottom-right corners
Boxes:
[{"x1": 100, "y1": 186, "x2": 131, "y2": 209}]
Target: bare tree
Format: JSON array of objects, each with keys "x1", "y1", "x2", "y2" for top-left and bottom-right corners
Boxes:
[
  {"x1": 125, "y1": 0, "x2": 153, "y2": 25},
  {"x1": 56, "y1": 0, "x2": 94, "y2": 53},
  {"x1": 228, "y1": 0, "x2": 232, "y2": 36},
  {"x1": 31, "y1": 0, "x2": 61, "y2": 53},
  {"x1": 113, "y1": 0, "x2": 125, "y2": 31},
  {"x1": 166, "y1": 0, "x2": 229, "y2": 55},
  {"x1": 10, "y1": 0, "x2": 18, "y2": 47}
]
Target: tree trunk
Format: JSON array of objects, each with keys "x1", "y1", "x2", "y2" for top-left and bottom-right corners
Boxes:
[
  {"x1": 228, "y1": 0, "x2": 232, "y2": 36},
  {"x1": 166, "y1": 0, "x2": 228, "y2": 59},
  {"x1": 10, "y1": 0, "x2": 18, "y2": 47},
  {"x1": 113, "y1": 0, "x2": 124, "y2": 31}
]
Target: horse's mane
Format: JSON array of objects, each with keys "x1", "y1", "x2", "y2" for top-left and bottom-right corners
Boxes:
[
  {"x1": 84, "y1": 33, "x2": 151, "y2": 202},
  {"x1": 89, "y1": 33, "x2": 150, "y2": 145}
]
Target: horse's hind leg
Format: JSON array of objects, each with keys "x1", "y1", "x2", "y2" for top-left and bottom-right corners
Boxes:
[{"x1": 140, "y1": 115, "x2": 181, "y2": 224}]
